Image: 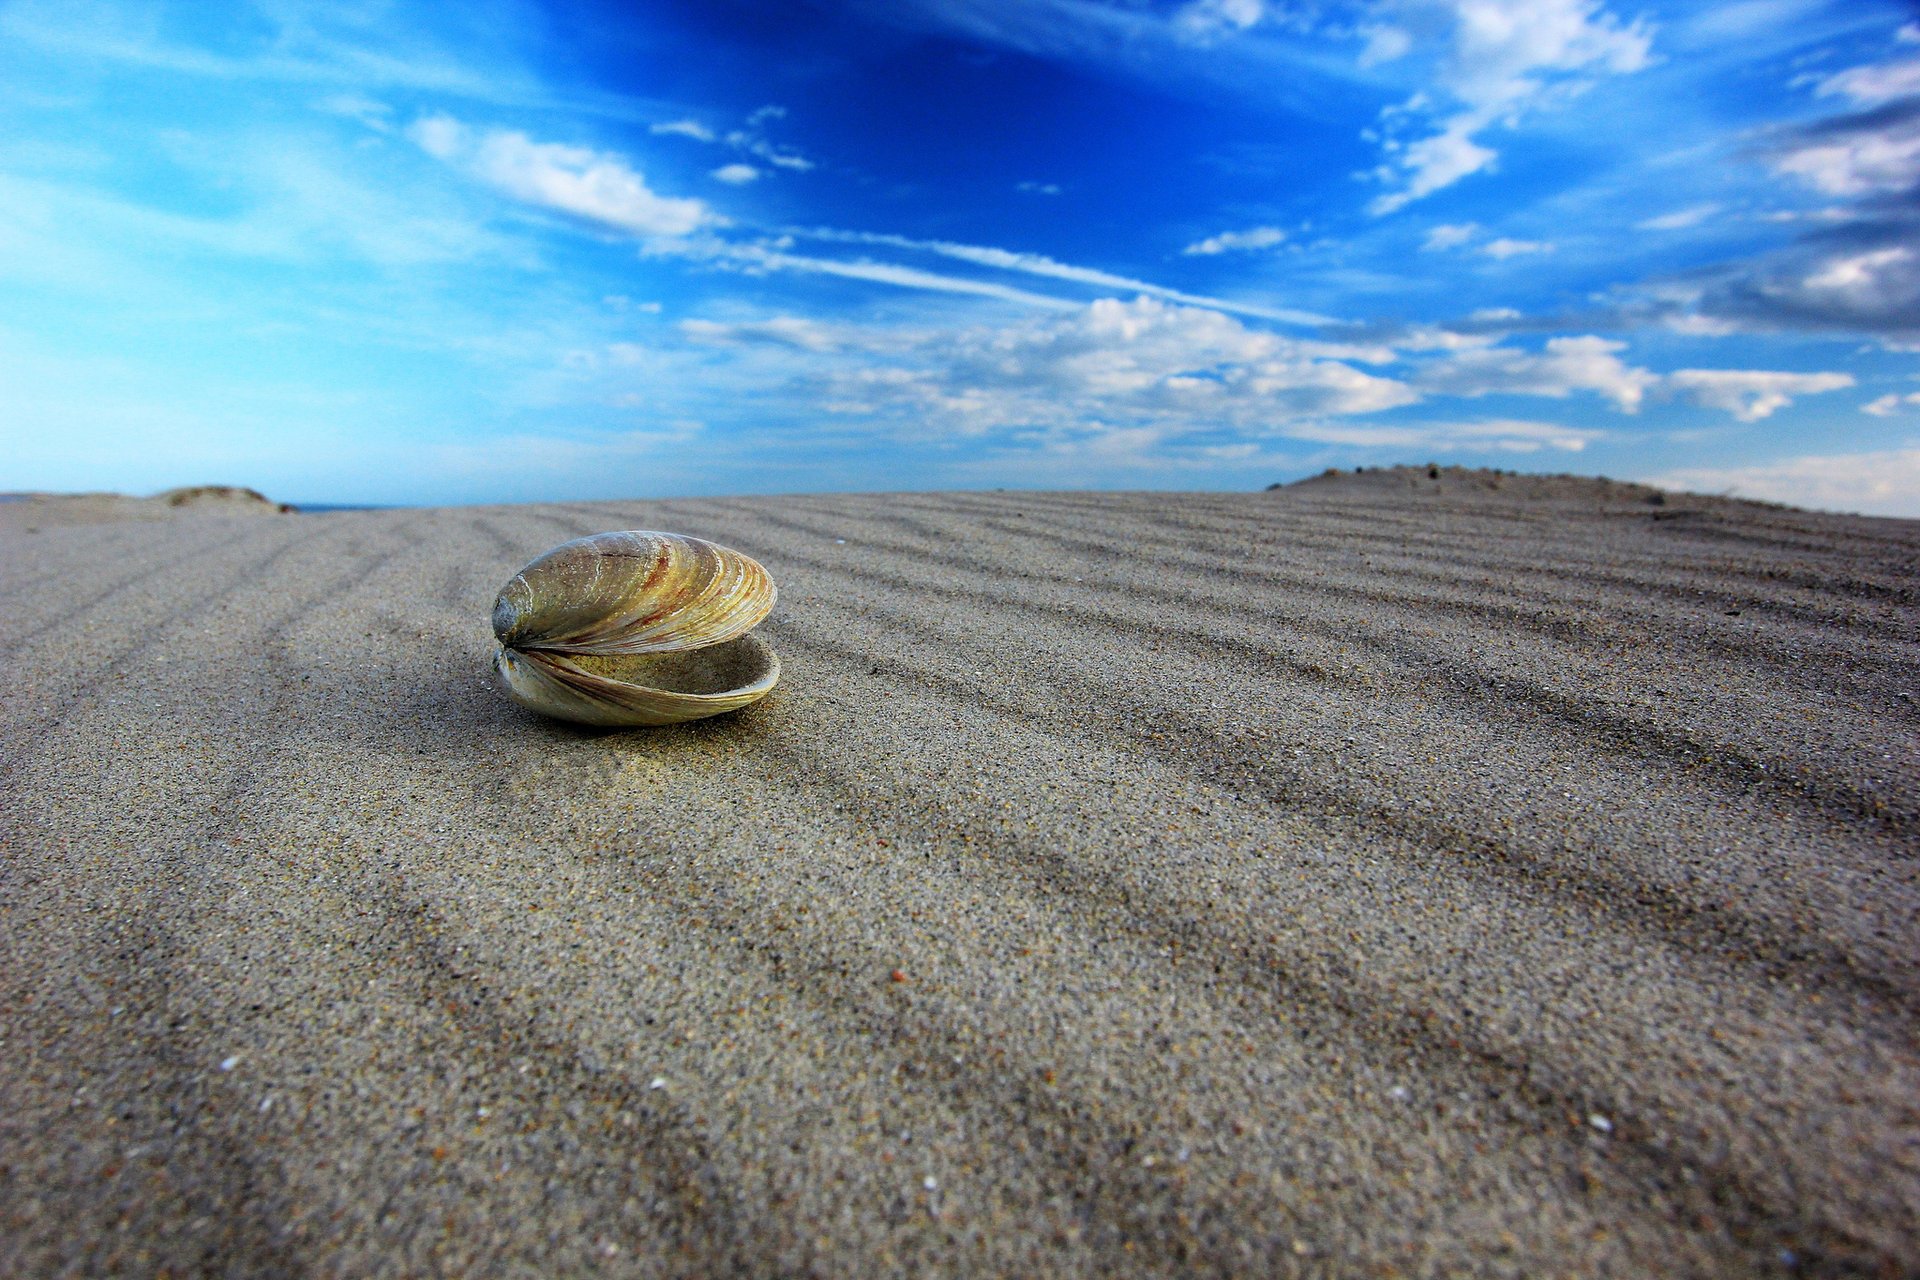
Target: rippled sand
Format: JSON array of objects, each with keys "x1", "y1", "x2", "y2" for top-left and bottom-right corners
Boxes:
[{"x1": 3, "y1": 472, "x2": 1915, "y2": 1277}]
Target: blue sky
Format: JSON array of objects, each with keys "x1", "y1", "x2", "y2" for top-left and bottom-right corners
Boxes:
[{"x1": 2, "y1": 0, "x2": 1918, "y2": 513}]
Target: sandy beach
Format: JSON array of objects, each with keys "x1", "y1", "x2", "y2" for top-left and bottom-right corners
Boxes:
[{"x1": 2, "y1": 470, "x2": 1915, "y2": 1278}]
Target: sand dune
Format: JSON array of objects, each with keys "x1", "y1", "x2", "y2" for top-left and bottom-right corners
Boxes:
[{"x1": 2, "y1": 475, "x2": 1916, "y2": 1277}]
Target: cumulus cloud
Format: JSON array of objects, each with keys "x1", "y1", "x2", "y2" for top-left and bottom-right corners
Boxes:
[
  {"x1": 1482, "y1": 237, "x2": 1553, "y2": 259},
  {"x1": 1422, "y1": 222, "x2": 1480, "y2": 251},
  {"x1": 1863, "y1": 391, "x2": 1920, "y2": 416},
  {"x1": 1183, "y1": 225, "x2": 1287, "y2": 255},
  {"x1": 410, "y1": 115, "x2": 716, "y2": 238},
  {"x1": 1667, "y1": 368, "x2": 1854, "y2": 421},
  {"x1": 1690, "y1": 222, "x2": 1920, "y2": 341},
  {"x1": 650, "y1": 119, "x2": 716, "y2": 142},
  {"x1": 1661, "y1": 49, "x2": 1920, "y2": 344},
  {"x1": 1817, "y1": 56, "x2": 1920, "y2": 106},
  {"x1": 1646, "y1": 446, "x2": 1920, "y2": 517},
  {"x1": 1367, "y1": 0, "x2": 1654, "y2": 214},
  {"x1": 1771, "y1": 99, "x2": 1920, "y2": 197},
  {"x1": 1416, "y1": 335, "x2": 1657, "y2": 410},
  {"x1": 1173, "y1": 0, "x2": 1265, "y2": 43},
  {"x1": 814, "y1": 296, "x2": 1416, "y2": 440},
  {"x1": 712, "y1": 163, "x2": 759, "y2": 184},
  {"x1": 1371, "y1": 123, "x2": 1498, "y2": 215}
]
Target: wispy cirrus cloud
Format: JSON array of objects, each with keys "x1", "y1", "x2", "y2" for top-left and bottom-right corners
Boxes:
[
  {"x1": 1636, "y1": 203, "x2": 1722, "y2": 231},
  {"x1": 647, "y1": 105, "x2": 813, "y2": 173},
  {"x1": 1183, "y1": 225, "x2": 1286, "y2": 255},
  {"x1": 715, "y1": 243, "x2": 1077, "y2": 309},
  {"x1": 788, "y1": 228, "x2": 1329, "y2": 325},
  {"x1": 650, "y1": 119, "x2": 716, "y2": 142},
  {"x1": 1364, "y1": 0, "x2": 1654, "y2": 214},
  {"x1": 409, "y1": 114, "x2": 718, "y2": 238}
]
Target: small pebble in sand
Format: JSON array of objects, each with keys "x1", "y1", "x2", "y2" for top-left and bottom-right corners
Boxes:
[
  {"x1": 1589, "y1": 1114, "x2": 1614, "y2": 1133},
  {"x1": 219, "y1": 1056, "x2": 241, "y2": 1072},
  {"x1": 890, "y1": 969, "x2": 907, "y2": 983},
  {"x1": 649, "y1": 1077, "x2": 667, "y2": 1091}
]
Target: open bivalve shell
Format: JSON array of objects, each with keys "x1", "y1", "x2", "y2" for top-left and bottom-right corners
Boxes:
[{"x1": 491, "y1": 530, "x2": 780, "y2": 727}]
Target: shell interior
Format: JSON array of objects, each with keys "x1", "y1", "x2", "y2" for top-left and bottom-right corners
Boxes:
[{"x1": 491, "y1": 530, "x2": 780, "y2": 727}]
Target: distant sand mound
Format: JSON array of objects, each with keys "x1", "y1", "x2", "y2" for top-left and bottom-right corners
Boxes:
[
  {"x1": 0, "y1": 484, "x2": 292, "y2": 533},
  {"x1": 1274, "y1": 464, "x2": 1683, "y2": 508}
]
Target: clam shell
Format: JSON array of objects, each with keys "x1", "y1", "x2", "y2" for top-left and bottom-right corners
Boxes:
[{"x1": 491, "y1": 531, "x2": 780, "y2": 726}]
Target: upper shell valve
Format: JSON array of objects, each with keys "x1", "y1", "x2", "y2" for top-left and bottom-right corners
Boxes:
[{"x1": 490, "y1": 530, "x2": 780, "y2": 726}]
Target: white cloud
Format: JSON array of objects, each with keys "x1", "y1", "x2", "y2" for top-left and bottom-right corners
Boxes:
[
  {"x1": 681, "y1": 316, "x2": 844, "y2": 352},
  {"x1": 789, "y1": 228, "x2": 1330, "y2": 325},
  {"x1": 650, "y1": 112, "x2": 812, "y2": 172},
  {"x1": 650, "y1": 119, "x2": 716, "y2": 142},
  {"x1": 721, "y1": 243, "x2": 1076, "y2": 309},
  {"x1": 712, "y1": 163, "x2": 759, "y2": 185},
  {"x1": 1802, "y1": 246, "x2": 1914, "y2": 298},
  {"x1": 817, "y1": 296, "x2": 1416, "y2": 439},
  {"x1": 1772, "y1": 107, "x2": 1920, "y2": 196},
  {"x1": 731, "y1": 139, "x2": 812, "y2": 171},
  {"x1": 1391, "y1": 323, "x2": 1505, "y2": 351},
  {"x1": 1368, "y1": 0, "x2": 1654, "y2": 213},
  {"x1": 1174, "y1": 0, "x2": 1265, "y2": 43},
  {"x1": 1183, "y1": 225, "x2": 1287, "y2": 255},
  {"x1": 410, "y1": 115, "x2": 716, "y2": 238},
  {"x1": 1690, "y1": 236, "x2": 1920, "y2": 342},
  {"x1": 1863, "y1": 392, "x2": 1920, "y2": 416},
  {"x1": 1371, "y1": 122, "x2": 1497, "y2": 215},
  {"x1": 1663, "y1": 312, "x2": 1741, "y2": 337},
  {"x1": 1422, "y1": 221, "x2": 1480, "y2": 251},
  {"x1": 1359, "y1": 25, "x2": 1413, "y2": 67},
  {"x1": 1667, "y1": 368, "x2": 1854, "y2": 421},
  {"x1": 1017, "y1": 181, "x2": 1063, "y2": 195},
  {"x1": 314, "y1": 93, "x2": 393, "y2": 131},
  {"x1": 1417, "y1": 335, "x2": 1657, "y2": 410},
  {"x1": 1645, "y1": 446, "x2": 1920, "y2": 517},
  {"x1": 1636, "y1": 203, "x2": 1722, "y2": 231},
  {"x1": 1817, "y1": 57, "x2": 1920, "y2": 106},
  {"x1": 1291, "y1": 417, "x2": 1600, "y2": 452},
  {"x1": 1482, "y1": 237, "x2": 1553, "y2": 258}
]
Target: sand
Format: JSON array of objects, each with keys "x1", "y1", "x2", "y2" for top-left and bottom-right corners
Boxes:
[{"x1": 1, "y1": 469, "x2": 1915, "y2": 1277}]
